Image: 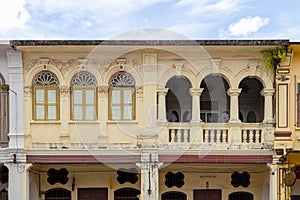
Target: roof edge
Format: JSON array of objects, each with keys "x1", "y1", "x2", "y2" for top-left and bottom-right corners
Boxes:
[{"x1": 10, "y1": 39, "x2": 290, "y2": 47}]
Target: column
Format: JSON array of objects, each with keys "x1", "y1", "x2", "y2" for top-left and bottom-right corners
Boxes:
[
  {"x1": 268, "y1": 163, "x2": 278, "y2": 200},
  {"x1": 97, "y1": 85, "x2": 108, "y2": 143},
  {"x1": 227, "y1": 88, "x2": 242, "y2": 122},
  {"x1": 7, "y1": 49, "x2": 24, "y2": 149},
  {"x1": 261, "y1": 88, "x2": 275, "y2": 123},
  {"x1": 157, "y1": 88, "x2": 168, "y2": 122},
  {"x1": 189, "y1": 88, "x2": 203, "y2": 122},
  {"x1": 138, "y1": 153, "x2": 162, "y2": 200},
  {"x1": 59, "y1": 85, "x2": 70, "y2": 146},
  {"x1": 6, "y1": 163, "x2": 31, "y2": 200}
]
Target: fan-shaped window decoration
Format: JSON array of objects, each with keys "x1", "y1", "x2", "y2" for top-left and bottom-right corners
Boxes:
[
  {"x1": 33, "y1": 71, "x2": 59, "y2": 120},
  {"x1": 45, "y1": 188, "x2": 71, "y2": 200},
  {"x1": 114, "y1": 188, "x2": 140, "y2": 200},
  {"x1": 72, "y1": 72, "x2": 96, "y2": 86},
  {"x1": 162, "y1": 191, "x2": 187, "y2": 200},
  {"x1": 34, "y1": 71, "x2": 58, "y2": 85},
  {"x1": 71, "y1": 72, "x2": 97, "y2": 120},
  {"x1": 110, "y1": 72, "x2": 134, "y2": 87},
  {"x1": 109, "y1": 72, "x2": 135, "y2": 120}
]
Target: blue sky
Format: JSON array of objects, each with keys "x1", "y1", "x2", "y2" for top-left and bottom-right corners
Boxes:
[{"x1": 1, "y1": 0, "x2": 299, "y2": 41}]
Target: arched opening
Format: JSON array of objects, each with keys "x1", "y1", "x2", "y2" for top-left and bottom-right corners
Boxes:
[
  {"x1": 45, "y1": 188, "x2": 71, "y2": 200},
  {"x1": 200, "y1": 75, "x2": 230, "y2": 123},
  {"x1": 114, "y1": 187, "x2": 140, "y2": 200},
  {"x1": 162, "y1": 191, "x2": 187, "y2": 200},
  {"x1": 239, "y1": 78, "x2": 264, "y2": 123},
  {"x1": 228, "y1": 191, "x2": 253, "y2": 200},
  {"x1": 166, "y1": 77, "x2": 192, "y2": 122}
]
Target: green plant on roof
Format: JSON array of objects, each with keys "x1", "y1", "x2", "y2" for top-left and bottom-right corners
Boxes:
[{"x1": 261, "y1": 45, "x2": 287, "y2": 73}]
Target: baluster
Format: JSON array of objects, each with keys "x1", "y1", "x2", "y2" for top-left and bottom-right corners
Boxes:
[
  {"x1": 255, "y1": 130, "x2": 260, "y2": 144},
  {"x1": 216, "y1": 130, "x2": 221, "y2": 143},
  {"x1": 222, "y1": 130, "x2": 227, "y2": 143},
  {"x1": 242, "y1": 130, "x2": 245, "y2": 143},
  {"x1": 249, "y1": 130, "x2": 254, "y2": 143},
  {"x1": 170, "y1": 129, "x2": 175, "y2": 143},
  {"x1": 183, "y1": 129, "x2": 188, "y2": 143},
  {"x1": 204, "y1": 129, "x2": 209, "y2": 143}
]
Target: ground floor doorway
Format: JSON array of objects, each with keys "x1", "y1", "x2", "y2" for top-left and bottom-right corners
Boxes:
[
  {"x1": 193, "y1": 189, "x2": 221, "y2": 200},
  {"x1": 78, "y1": 188, "x2": 108, "y2": 200}
]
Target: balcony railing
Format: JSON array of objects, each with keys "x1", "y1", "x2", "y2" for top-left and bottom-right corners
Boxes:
[{"x1": 166, "y1": 122, "x2": 269, "y2": 150}]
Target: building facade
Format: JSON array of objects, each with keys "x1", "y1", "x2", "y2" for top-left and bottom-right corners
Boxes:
[
  {"x1": 0, "y1": 41, "x2": 25, "y2": 200},
  {"x1": 11, "y1": 40, "x2": 290, "y2": 200},
  {"x1": 274, "y1": 43, "x2": 300, "y2": 200}
]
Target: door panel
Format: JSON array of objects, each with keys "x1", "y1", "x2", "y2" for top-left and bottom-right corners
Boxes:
[
  {"x1": 194, "y1": 189, "x2": 221, "y2": 200},
  {"x1": 78, "y1": 188, "x2": 108, "y2": 200}
]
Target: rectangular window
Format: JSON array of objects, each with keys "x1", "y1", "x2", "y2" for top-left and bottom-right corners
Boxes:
[
  {"x1": 72, "y1": 88, "x2": 96, "y2": 120},
  {"x1": 110, "y1": 88, "x2": 134, "y2": 120},
  {"x1": 34, "y1": 88, "x2": 59, "y2": 120}
]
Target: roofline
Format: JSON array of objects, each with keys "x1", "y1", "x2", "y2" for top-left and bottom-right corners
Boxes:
[
  {"x1": 290, "y1": 42, "x2": 300, "y2": 45},
  {"x1": 10, "y1": 39, "x2": 290, "y2": 47}
]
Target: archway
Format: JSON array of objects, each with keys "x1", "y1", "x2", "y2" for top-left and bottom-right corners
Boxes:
[
  {"x1": 166, "y1": 76, "x2": 192, "y2": 122},
  {"x1": 200, "y1": 75, "x2": 230, "y2": 123},
  {"x1": 239, "y1": 78, "x2": 264, "y2": 123}
]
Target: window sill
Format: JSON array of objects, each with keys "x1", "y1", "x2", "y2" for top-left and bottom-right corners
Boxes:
[
  {"x1": 30, "y1": 120, "x2": 61, "y2": 124},
  {"x1": 69, "y1": 121, "x2": 100, "y2": 124},
  {"x1": 107, "y1": 120, "x2": 138, "y2": 124}
]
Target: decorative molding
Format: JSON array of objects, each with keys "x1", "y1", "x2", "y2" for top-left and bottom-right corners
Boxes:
[
  {"x1": 97, "y1": 85, "x2": 109, "y2": 97},
  {"x1": 24, "y1": 86, "x2": 32, "y2": 96},
  {"x1": 0, "y1": 85, "x2": 9, "y2": 92},
  {"x1": 227, "y1": 88, "x2": 242, "y2": 96},
  {"x1": 136, "y1": 87, "x2": 143, "y2": 98},
  {"x1": 189, "y1": 88, "x2": 203, "y2": 96},
  {"x1": 59, "y1": 85, "x2": 70, "y2": 97},
  {"x1": 211, "y1": 58, "x2": 222, "y2": 73},
  {"x1": 24, "y1": 59, "x2": 84, "y2": 74},
  {"x1": 248, "y1": 64, "x2": 257, "y2": 77}
]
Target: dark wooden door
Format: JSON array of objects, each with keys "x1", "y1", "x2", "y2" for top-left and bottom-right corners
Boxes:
[
  {"x1": 193, "y1": 189, "x2": 221, "y2": 200},
  {"x1": 78, "y1": 188, "x2": 108, "y2": 200}
]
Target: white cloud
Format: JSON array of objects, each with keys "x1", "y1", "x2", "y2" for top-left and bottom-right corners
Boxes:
[
  {"x1": 221, "y1": 16, "x2": 270, "y2": 37},
  {"x1": 0, "y1": 0, "x2": 29, "y2": 32},
  {"x1": 175, "y1": 0, "x2": 248, "y2": 18}
]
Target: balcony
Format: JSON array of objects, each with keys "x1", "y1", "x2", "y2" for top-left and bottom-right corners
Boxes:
[{"x1": 166, "y1": 122, "x2": 272, "y2": 150}]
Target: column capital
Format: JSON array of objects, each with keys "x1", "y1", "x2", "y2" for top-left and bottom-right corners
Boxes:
[
  {"x1": 227, "y1": 88, "x2": 242, "y2": 96},
  {"x1": 189, "y1": 88, "x2": 204, "y2": 96},
  {"x1": 157, "y1": 87, "x2": 169, "y2": 95},
  {"x1": 59, "y1": 85, "x2": 70, "y2": 97},
  {"x1": 260, "y1": 88, "x2": 275, "y2": 96}
]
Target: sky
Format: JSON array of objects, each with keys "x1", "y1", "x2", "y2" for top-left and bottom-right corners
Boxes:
[{"x1": 0, "y1": 0, "x2": 299, "y2": 41}]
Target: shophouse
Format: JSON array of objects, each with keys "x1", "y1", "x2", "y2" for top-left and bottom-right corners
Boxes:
[{"x1": 11, "y1": 39, "x2": 289, "y2": 200}]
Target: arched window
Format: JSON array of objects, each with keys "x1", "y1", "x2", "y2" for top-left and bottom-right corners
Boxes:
[
  {"x1": 109, "y1": 72, "x2": 135, "y2": 120},
  {"x1": 45, "y1": 188, "x2": 71, "y2": 200},
  {"x1": 162, "y1": 191, "x2": 187, "y2": 200},
  {"x1": 200, "y1": 75, "x2": 230, "y2": 123},
  {"x1": 114, "y1": 187, "x2": 140, "y2": 200},
  {"x1": 0, "y1": 74, "x2": 9, "y2": 147},
  {"x1": 33, "y1": 71, "x2": 59, "y2": 120},
  {"x1": 71, "y1": 72, "x2": 97, "y2": 120},
  {"x1": 166, "y1": 76, "x2": 192, "y2": 122},
  {"x1": 228, "y1": 192, "x2": 253, "y2": 200},
  {"x1": 239, "y1": 78, "x2": 264, "y2": 123}
]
